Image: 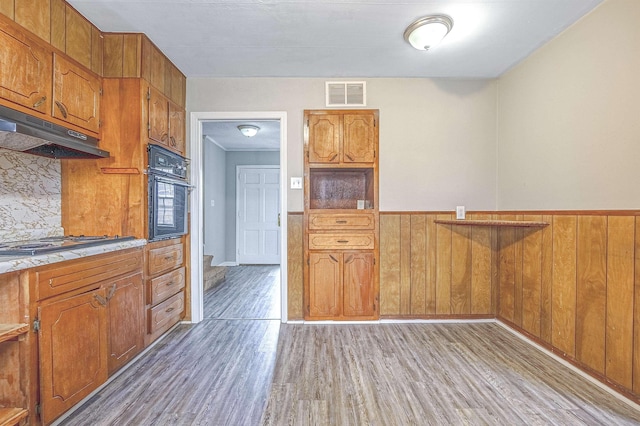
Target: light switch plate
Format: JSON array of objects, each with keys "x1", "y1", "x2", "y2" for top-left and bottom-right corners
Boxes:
[
  {"x1": 290, "y1": 177, "x2": 303, "y2": 189},
  {"x1": 456, "y1": 206, "x2": 465, "y2": 220}
]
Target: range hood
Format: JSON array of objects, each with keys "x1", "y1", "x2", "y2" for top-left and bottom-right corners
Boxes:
[{"x1": 0, "y1": 104, "x2": 109, "y2": 159}]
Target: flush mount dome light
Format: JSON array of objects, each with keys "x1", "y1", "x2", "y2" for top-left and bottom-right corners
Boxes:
[
  {"x1": 404, "y1": 14, "x2": 453, "y2": 51},
  {"x1": 237, "y1": 124, "x2": 260, "y2": 137}
]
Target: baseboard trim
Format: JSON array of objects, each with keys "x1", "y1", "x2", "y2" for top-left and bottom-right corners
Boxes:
[
  {"x1": 495, "y1": 320, "x2": 640, "y2": 412},
  {"x1": 218, "y1": 261, "x2": 238, "y2": 266}
]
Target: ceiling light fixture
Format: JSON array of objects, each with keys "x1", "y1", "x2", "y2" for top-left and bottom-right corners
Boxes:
[
  {"x1": 404, "y1": 14, "x2": 453, "y2": 51},
  {"x1": 237, "y1": 125, "x2": 260, "y2": 137}
]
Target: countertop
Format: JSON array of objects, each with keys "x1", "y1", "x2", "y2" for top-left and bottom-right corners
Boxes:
[{"x1": 0, "y1": 239, "x2": 147, "y2": 274}]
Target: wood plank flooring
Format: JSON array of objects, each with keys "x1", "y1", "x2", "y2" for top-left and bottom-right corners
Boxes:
[
  {"x1": 204, "y1": 265, "x2": 281, "y2": 320},
  {"x1": 262, "y1": 323, "x2": 640, "y2": 425},
  {"x1": 60, "y1": 266, "x2": 640, "y2": 425}
]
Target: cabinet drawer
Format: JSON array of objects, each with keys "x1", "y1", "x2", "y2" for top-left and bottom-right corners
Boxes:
[
  {"x1": 34, "y1": 248, "x2": 143, "y2": 300},
  {"x1": 147, "y1": 242, "x2": 184, "y2": 276},
  {"x1": 148, "y1": 291, "x2": 184, "y2": 334},
  {"x1": 148, "y1": 266, "x2": 186, "y2": 305},
  {"x1": 308, "y1": 213, "x2": 375, "y2": 230},
  {"x1": 308, "y1": 233, "x2": 375, "y2": 250}
]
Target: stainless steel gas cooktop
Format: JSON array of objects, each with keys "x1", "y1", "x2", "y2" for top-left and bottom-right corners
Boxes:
[{"x1": 0, "y1": 235, "x2": 135, "y2": 256}]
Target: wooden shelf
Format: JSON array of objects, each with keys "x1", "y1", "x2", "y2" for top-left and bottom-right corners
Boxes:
[
  {"x1": 435, "y1": 219, "x2": 549, "y2": 228},
  {"x1": 0, "y1": 324, "x2": 29, "y2": 344},
  {"x1": 0, "y1": 407, "x2": 28, "y2": 426}
]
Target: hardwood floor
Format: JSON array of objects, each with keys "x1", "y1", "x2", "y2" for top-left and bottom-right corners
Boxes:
[
  {"x1": 61, "y1": 267, "x2": 640, "y2": 425},
  {"x1": 262, "y1": 323, "x2": 640, "y2": 425}
]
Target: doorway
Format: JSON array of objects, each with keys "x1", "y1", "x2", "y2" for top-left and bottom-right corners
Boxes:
[{"x1": 189, "y1": 112, "x2": 288, "y2": 324}]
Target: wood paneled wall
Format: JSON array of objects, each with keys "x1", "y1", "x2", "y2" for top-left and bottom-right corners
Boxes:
[
  {"x1": 495, "y1": 212, "x2": 640, "y2": 399},
  {"x1": 287, "y1": 210, "x2": 640, "y2": 399},
  {"x1": 379, "y1": 213, "x2": 498, "y2": 318}
]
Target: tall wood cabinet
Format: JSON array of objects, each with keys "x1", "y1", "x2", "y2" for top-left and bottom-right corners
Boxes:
[{"x1": 303, "y1": 110, "x2": 380, "y2": 320}]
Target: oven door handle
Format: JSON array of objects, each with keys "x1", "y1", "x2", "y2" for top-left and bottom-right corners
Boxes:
[{"x1": 153, "y1": 176, "x2": 195, "y2": 189}]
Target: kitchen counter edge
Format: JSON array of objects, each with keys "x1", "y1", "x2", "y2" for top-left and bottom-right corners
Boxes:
[{"x1": 0, "y1": 239, "x2": 148, "y2": 274}]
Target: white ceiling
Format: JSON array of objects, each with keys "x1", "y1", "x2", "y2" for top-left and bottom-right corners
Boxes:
[
  {"x1": 68, "y1": 0, "x2": 604, "y2": 79},
  {"x1": 203, "y1": 120, "x2": 280, "y2": 151}
]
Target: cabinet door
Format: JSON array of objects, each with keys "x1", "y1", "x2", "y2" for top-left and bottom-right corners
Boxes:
[
  {"x1": 148, "y1": 86, "x2": 169, "y2": 146},
  {"x1": 106, "y1": 273, "x2": 145, "y2": 374},
  {"x1": 52, "y1": 54, "x2": 101, "y2": 133},
  {"x1": 0, "y1": 19, "x2": 51, "y2": 114},
  {"x1": 168, "y1": 102, "x2": 185, "y2": 155},
  {"x1": 308, "y1": 113, "x2": 341, "y2": 164},
  {"x1": 308, "y1": 253, "x2": 341, "y2": 318},
  {"x1": 343, "y1": 113, "x2": 375, "y2": 163},
  {"x1": 38, "y1": 288, "x2": 108, "y2": 425},
  {"x1": 343, "y1": 252, "x2": 375, "y2": 317}
]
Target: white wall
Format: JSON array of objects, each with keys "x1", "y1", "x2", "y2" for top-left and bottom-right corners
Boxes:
[
  {"x1": 496, "y1": 0, "x2": 640, "y2": 210},
  {"x1": 224, "y1": 151, "x2": 280, "y2": 261},
  {"x1": 202, "y1": 139, "x2": 226, "y2": 263},
  {"x1": 187, "y1": 78, "x2": 498, "y2": 212}
]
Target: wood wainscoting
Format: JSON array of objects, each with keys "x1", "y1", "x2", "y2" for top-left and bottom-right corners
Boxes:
[{"x1": 287, "y1": 210, "x2": 640, "y2": 402}]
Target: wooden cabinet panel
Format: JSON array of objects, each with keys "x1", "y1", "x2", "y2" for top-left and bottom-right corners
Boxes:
[
  {"x1": 343, "y1": 113, "x2": 375, "y2": 163},
  {"x1": 308, "y1": 213, "x2": 374, "y2": 230},
  {"x1": 91, "y1": 25, "x2": 103, "y2": 75},
  {"x1": 102, "y1": 33, "x2": 124, "y2": 77},
  {"x1": 50, "y1": 0, "x2": 65, "y2": 52},
  {"x1": 14, "y1": 0, "x2": 50, "y2": 42},
  {"x1": 52, "y1": 53, "x2": 101, "y2": 133},
  {"x1": 38, "y1": 288, "x2": 109, "y2": 425},
  {"x1": 0, "y1": 1, "x2": 14, "y2": 19},
  {"x1": 308, "y1": 113, "x2": 341, "y2": 163},
  {"x1": 308, "y1": 253, "x2": 341, "y2": 318},
  {"x1": 148, "y1": 266, "x2": 185, "y2": 306},
  {"x1": 308, "y1": 233, "x2": 374, "y2": 250},
  {"x1": 148, "y1": 85, "x2": 169, "y2": 146},
  {"x1": 0, "y1": 18, "x2": 51, "y2": 113},
  {"x1": 106, "y1": 273, "x2": 145, "y2": 374},
  {"x1": 170, "y1": 64, "x2": 185, "y2": 107},
  {"x1": 64, "y1": 5, "x2": 91, "y2": 69},
  {"x1": 168, "y1": 101, "x2": 185, "y2": 155},
  {"x1": 343, "y1": 252, "x2": 375, "y2": 317},
  {"x1": 147, "y1": 241, "x2": 184, "y2": 276},
  {"x1": 148, "y1": 42, "x2": 166, "y2": 92},
  {"x1": 34, "y1": 249, "x2": 142, "y2": 301},
  {"x1": 148, "y1": 291, "x2": 184, "y2": 334}
]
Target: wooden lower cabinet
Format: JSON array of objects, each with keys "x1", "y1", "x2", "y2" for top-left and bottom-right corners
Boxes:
[
  {"x1": 38, "y1": 287, "x2": 109, "y2": 425},
  {"x1": 31, "y1": 247, "x2": 144, "y2": 425},
  {"x1": 308, "y1": 251, "x2": 376, "y2": 320},
  {"x1": 106, "y1": 273, "x2": 145, "y2": 374}
]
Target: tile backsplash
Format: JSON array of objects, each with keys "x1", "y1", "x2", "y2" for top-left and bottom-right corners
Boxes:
[{"x1": 0, "y1": 148, "x2": 64, "y2": 241}]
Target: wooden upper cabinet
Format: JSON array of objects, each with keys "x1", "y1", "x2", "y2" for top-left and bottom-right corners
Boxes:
[
  {"x1": 148, "y1": 85, "x2": 169, "y2": 146},
  {"x1": 0, "y1": 17, "x2": 52, "y2": 114},
  {"x1": 169, "y1": 101, "x2": 185, "y2": 154},
  {"x1": 64, "y1": 5, "x2": 92, "y2": 70},
  {"x1": 343, "y1": 113, "x2": 375, "y2": 163},
  {"x1": 53, "y1": 53, "x2": 101, "y2": 133},
  {"x1": 14, "y1": 0, "x2": 50, "y2": 42},
  {"x1": 307, "y1": 110, "x2": 377, "y2": 165},
  {"x1": 308, "y1": 113, "x2": 341, "y2": 163}
]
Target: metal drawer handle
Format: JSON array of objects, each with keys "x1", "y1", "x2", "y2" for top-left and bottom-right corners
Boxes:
[
  {"x1": 166, "y1": 281, "x2": 175, "y2": 286},
  {"x1": 55, "y1": 100, "x2": 68, "y2": 118},
  {"x1": 33, "y1": 96, "x2": 47, "y2": 108},
  {"x1": 164, "y1": 255, "x2": 173, "y2": 260},
  {"x1": 337, "y1": 240, "x2": 349, "y2": 243},
  {"x1": 166, "y1": 307, "x2": 175, "y2": 313},
  {"x1": 335, "y1": 220, "x2": 348, "y2": 224},
  {"x1": 94, "y1": 294, "x2": 107, "y2": 306}
]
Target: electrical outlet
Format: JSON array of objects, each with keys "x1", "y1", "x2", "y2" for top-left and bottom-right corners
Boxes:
[{"x1": 456, "y1": 206, "x2": 465, "y2": 220}]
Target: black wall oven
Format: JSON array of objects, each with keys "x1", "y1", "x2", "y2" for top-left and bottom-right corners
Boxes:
[{"x1": 148, "y1": 144, "x2": 190, "y2": 241}]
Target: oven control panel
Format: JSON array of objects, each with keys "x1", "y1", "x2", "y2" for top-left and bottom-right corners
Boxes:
[{"x1": 148, "y1": 144, "x2": 188, "y2": 179}]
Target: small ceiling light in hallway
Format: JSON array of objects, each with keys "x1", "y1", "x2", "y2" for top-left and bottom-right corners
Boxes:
[{"x1": 238, "y1": 125, "x2": 260, "y2": 137}]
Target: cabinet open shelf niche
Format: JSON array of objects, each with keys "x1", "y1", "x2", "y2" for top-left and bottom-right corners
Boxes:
[
  {"x1": 434, "y1": 219, "x2": 549, "y2": 227},
  {"x1": 309, "y1": 168, "x2": 374, "y2": 210},
  {"x1": 0, "y1": 323, "x2": 29, "y2": 344}
]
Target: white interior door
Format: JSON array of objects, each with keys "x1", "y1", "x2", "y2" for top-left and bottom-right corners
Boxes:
[{"x1": 236, "y1": 166, "x2": 281, "y2": 264}]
